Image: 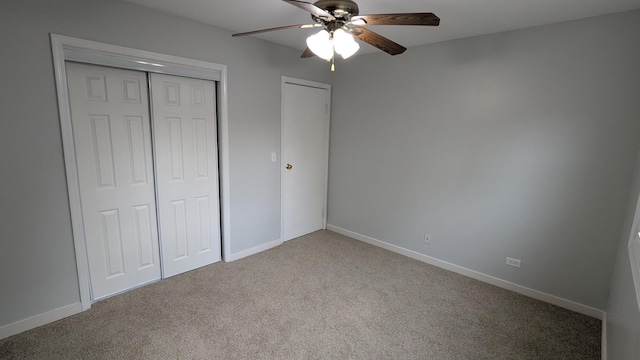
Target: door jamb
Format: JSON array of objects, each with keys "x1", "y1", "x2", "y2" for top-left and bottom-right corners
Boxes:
[
  {"x1": 51, "y1": 34, "x2": 232, "y2": 311},
  {"x1": 280, "y1": 76, "x2": 331, "y2": 242}
]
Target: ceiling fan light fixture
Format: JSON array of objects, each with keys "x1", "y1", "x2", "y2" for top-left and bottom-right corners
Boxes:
[
  {"x1": 233, "y1": 0, "x2": 441, "y2": 64},
  {"x1": 333, "y1": 28, "x2": 359, "y2": 59},
  {"x1": 306, "y1": 30, "x2": 334, "y2": 60}
]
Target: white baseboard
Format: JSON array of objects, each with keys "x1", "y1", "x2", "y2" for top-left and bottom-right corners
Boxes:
[
  {"x1": 0, "y1": 239, "x2": 282, "y2": 340},
  {"x1": 327, "y1": 224, "x2": 605, "y2": 320},
  {"x1": 0, "y1": 302, "x2": 83, "y2": 340},
  {"x1": 227, "y1": 238, "x2": 282, "y2": 262},
  {"x1": 601, "y1": 312, "x2": 607, "y2": 360}
]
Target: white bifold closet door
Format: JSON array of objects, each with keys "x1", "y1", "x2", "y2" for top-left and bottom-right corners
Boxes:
[
  {"x1": 67, "y1": 62, "x2": 161, "y2": 300},
  {"x1": 150, "y1": 73, "x2": 221, "y2": 278},
  {"x1": 67, "y1": 63, "x2": 221, "y2": 299}
]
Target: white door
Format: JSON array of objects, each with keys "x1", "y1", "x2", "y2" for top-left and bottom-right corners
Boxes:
[
  {"x1": 282, "y1": 79, "x2": 331, "y2": 241},
  {"x1": 151, "y1": 73, "x2": 221, "y2": 278},
  {"x1": 66, "y1": 62, "x2": 161, "y2": 300}
]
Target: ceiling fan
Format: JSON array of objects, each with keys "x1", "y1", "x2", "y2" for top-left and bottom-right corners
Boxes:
[{"x1": 232, "y1": 0, "x2": 440, "y2": 70}]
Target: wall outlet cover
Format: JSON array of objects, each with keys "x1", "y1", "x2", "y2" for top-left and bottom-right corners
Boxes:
[
  {"x1": 424, "y1": 233, "x2": 431, "y2": 244},
  {"x1": 506, "y1": 257, "x2": 521, "y2": 268}
]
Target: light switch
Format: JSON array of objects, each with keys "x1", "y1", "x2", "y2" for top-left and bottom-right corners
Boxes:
[{"x1": 271, "y1": 152, "x2": 277, "y2": 162}]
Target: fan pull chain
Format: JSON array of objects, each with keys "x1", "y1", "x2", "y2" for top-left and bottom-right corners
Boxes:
[{"x1": 331, "y1": 55, "x2": 335, "y2": 72}]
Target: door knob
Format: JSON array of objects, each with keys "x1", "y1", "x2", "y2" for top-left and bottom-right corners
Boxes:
[{"x1": 286, "y1": 164, "x2": 293, "y2": 170}]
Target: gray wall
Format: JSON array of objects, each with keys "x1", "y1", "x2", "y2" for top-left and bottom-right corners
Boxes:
[
  {"x1": 328, "y1": 10, "x2": 640, "y2": 309},
  {"x1": 3, "y1": 0, "x2": 640, "y2": 341},
  {"x1": 605, "y1": 150, "x2": 640, "y2": 359},
  {"x1": 0, "y1": 0, "x2": 329, "y2": 327}
]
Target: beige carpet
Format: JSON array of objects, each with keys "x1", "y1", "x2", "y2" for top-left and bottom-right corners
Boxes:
[{"x1": 0, "y1": 230, "x2": 600, "y2": 359}]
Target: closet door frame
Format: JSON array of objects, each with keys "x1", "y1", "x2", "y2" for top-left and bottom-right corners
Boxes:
[{"x1": 51, "y1": 34, "x2": 231, "y2": 311}]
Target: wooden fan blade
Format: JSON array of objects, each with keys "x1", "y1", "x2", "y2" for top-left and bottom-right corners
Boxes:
[
  {"x1": 232, "y1": 24, "x2": 315, "y2": 37},
  {"x1": 352, "y1": 28, "x2": 406, "y2": 55},
  {"x1": 352, "y1": 13, "x2": 440, "y2": 26},
  {"x1": 282, "y1": 0, "x2": 335, "y2": 20},
  {"x1": 301, "y1": 47, "x2": 315, "y2": 58}
]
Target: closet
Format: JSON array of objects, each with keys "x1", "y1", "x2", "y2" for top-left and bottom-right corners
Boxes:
[{"x1": 66, "y1": 62, "x2": 221, "y2": 300}]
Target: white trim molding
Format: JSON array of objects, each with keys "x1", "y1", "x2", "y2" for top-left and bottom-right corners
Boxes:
[
  {"x1": 327, "y1": 224, "x2": 605, "y2": 320},
  {"x1": 601, "y1": 312, "x2": 607, "y2": 360},
  {"x1": 0, "y1": 303, "x2": 83, "y2": 340},
  {"x1": 228, "y1": 239, "x2": 282, "y2": 262},
  {"x1": 50, "y1": 34, "x2": 232, "y2": 309}
]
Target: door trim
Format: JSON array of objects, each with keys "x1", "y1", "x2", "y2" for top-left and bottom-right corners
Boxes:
[
  {"x1": 51, "y1": 34, "x2": 232, "y2": 311},
  {"x1": 280, "y1": 76, "x2": 331, "y2": 242}
]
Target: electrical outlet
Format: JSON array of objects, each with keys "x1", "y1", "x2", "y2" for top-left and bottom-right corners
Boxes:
[
  {"x1": 424, "y1": 233, "x2": 431, "y2": 244},
  {"x1": 506, "y1": 257, "x2": 521, "y2": 268}
]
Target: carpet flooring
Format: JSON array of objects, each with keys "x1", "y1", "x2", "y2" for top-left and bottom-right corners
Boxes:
[{"x1": 0, "y1": 230, "x2": 601, "y2": 359}]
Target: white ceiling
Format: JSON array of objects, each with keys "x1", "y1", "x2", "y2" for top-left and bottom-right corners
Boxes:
[{"x1": 123, "y1": 0, "x2": 640, "y2": 55}]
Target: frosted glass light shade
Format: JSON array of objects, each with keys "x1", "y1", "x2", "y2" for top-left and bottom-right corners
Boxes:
[
  {"x1": 306, "y1": 30, "x2": 333, "y2": 60},
  {"x1": 333, "y1": 29, "x2": 359, "y2": 59}
]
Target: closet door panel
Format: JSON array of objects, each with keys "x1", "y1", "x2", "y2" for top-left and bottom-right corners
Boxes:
[
  {"x1": 151, "y1": 73, "x2": 221, "y2": 278},
  {"x1": 66, "y1": 62, "x2": 161, "y2": 300}
]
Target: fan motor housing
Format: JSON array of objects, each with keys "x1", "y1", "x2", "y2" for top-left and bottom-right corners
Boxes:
[{"x1": 313, "y1": 0, "x2": 359, "y2": 17}]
